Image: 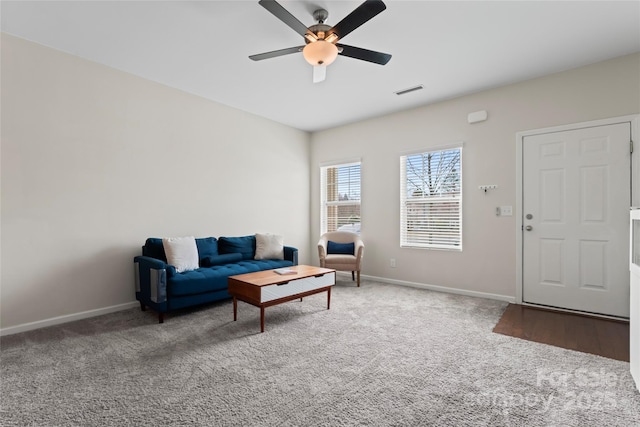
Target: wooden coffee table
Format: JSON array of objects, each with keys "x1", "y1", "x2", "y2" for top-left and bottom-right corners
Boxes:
[{"x1": 228, "y1": 265, "x2": 336, "y2": 332}]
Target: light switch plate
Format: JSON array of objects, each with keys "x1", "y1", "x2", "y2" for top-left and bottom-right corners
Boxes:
[{"x1": 499, "y1": 206, "x2": 513, "y2": 216}]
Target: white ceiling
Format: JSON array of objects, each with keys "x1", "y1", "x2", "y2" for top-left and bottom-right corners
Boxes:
[{"x1": 2, "y1": 1, "x2": 639, "y2": 132}]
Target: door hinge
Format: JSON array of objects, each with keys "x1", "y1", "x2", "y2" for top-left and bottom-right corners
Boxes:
[{"x1": 631, "y1": 140, "x2": 634, "y2": 154}]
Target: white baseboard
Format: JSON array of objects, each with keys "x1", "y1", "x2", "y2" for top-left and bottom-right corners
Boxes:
[
  {"x1": 2, "y1": 275, "x2": 516, "y2": 336},
  {"x1": 0, "y1": 301, "x2": 139, "y2": 337},
  {"x1": 336, "y1": 272, "x2": 516, "y2": 304}
]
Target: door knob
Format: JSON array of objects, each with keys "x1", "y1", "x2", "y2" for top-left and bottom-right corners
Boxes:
[{"x1": 525, "y1": 225, "x2": 533, "y2": 231}]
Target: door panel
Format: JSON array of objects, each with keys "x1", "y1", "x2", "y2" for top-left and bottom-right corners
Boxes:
[
  {"x1": 540, "y1": 238, "x2": 564, "y2": 285},
  {"x1": 523, "y1": 122, "x2": 631, "y2": 317},
  {"x1": 540, "y1": 169, "x2": 565, "y2": 221}
]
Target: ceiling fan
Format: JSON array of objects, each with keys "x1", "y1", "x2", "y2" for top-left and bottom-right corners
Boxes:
[{"x1": 249, "y1": 0, "x2": 392, "y2": 83}]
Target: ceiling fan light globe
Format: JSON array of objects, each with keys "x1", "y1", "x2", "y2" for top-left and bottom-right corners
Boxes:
[{"x1": 303, "y1": 40, "x2": 338, "y2": 66}]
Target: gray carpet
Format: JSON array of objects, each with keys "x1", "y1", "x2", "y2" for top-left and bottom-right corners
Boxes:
[{"x1": 2, "y1": 280, "x2": 639, "y2": 426}]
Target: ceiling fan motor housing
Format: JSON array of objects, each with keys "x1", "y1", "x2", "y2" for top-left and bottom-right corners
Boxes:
[
  {"x1": 307, "y1": 24, "x2": 332, "y2": 43},
  {"x1": 313, "y1": 9, "x2": 329, "y2": 24}
]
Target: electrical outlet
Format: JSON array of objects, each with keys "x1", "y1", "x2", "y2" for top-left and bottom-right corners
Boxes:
[{"x1": 390, "y1": 258, "x2": 396, "y2": 268}]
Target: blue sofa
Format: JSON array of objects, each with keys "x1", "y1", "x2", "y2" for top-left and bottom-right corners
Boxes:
[{"x1": 134, "y1": 235, "x2": 298, "y2": 323}]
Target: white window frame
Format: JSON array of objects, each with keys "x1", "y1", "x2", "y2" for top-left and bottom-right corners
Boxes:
[
  {"x1": 320, "y1": 160, "x2": 361, "y2": 235},
  {"x1": 400, "y1": 145, "x2": 463, "y2": 250}
]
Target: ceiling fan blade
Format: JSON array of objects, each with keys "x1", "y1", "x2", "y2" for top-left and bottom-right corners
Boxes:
[
  {"x1": 337, "y1": 44, "x2": 391, "y2": 65},
  {"x1": 249, "y1": 46, "x2": 303, "y2": 61},
  {"x1": 313, "y1": 65, "x2": 326, "y2": 83},
  {"x1": 259, "y1": 0, "x2": 317, "y2": 41},
  {"x1": 327, "y1": 0, "x2": 386, "y2": 41}
]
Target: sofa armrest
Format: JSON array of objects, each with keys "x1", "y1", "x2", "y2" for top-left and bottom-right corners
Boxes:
[
  {"x1": 284, "y1": 246, "x2": 298, "y2": 265},
  {"x1": 134, "y1": 255, "x2": 169, "y2": 304},
  {"x1": 135, "y1": 255, "x2": 166, "y2": 271}
]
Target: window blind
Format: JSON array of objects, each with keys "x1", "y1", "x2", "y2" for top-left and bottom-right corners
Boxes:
[
  {"x1": 400, "y1": 147, "x2": 462, "y2": 250},
  {"x1": 321, "y1": 162, "x2": 361, "y2": 234}
]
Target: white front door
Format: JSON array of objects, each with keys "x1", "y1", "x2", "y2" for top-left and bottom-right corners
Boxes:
[{"x1": 522, "y1": 122, "x2": 631, "y2": 317}]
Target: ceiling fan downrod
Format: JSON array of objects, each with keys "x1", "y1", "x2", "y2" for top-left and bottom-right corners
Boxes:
[{"x1": 308, "y1": 9, "x2": 332, "y2": 42}]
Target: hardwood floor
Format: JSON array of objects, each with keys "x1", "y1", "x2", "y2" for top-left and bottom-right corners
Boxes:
[{"x1": 493, "y1": 304, "x2": 630, "y2": 362}]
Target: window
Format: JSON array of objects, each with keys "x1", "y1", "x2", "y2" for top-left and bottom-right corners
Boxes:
[
  {"x1": 400, "y1": 147, "x2": 462, "y2": 250},
  {"x1": 321, "y1": 161, "x2": 361, "y2": 235}
]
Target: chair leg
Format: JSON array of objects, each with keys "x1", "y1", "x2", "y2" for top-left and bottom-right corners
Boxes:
[
  {"x1": 352, "y1": 271, "x2": 355, "y2": 281},
  {"x1": 140, "y1": 302, "x2": 146, "y2": 311},
  {"x1": 158, "y1": 313, "x2": 164, "y2": 324},
  {"x1": 357, "y1": 271, "x2": 361, "y2": 287}
]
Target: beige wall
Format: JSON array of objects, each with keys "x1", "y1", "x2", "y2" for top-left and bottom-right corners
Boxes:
[
  {"x1": 2, "y1": 32, "x2": 638, "y2": 333},
  {"x1": 1, "y1": 34, "x2": 311, "y2": 331},
  {"x1": 310, "y1": 53, "x2": 640, "y2": 299}
]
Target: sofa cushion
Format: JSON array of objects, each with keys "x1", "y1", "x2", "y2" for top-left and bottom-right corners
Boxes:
[
  {"x1": 327, "y1": 241, "x2": 355, "y2": 255},
  {"x1": 196, "y1": 237, "x2": 218, "y2": 260},
  {"x1": 163, "y1": 236, "x2": 199, "y2": 273},
  {"x1": 218, "y1": 235, "x2": 256, "y2": 260},
  {"x1": 169, "y1": 267, "x2": 235, "y2": 296},
  {"x1": 255, "y1": 233, "x2": 284, "y2": 260},
  {"x1": 201, "y1": 253, "x2": 242, "y2": 267},
  {"x1": 143, "y1": 238, "x2": 167, "y2": 262},
  {"x1": 168, "y1": 260, "x2": 295, "y2": 297},
  {"x1": 238, "y1": 259, "x2": 294, "y2": 271}
]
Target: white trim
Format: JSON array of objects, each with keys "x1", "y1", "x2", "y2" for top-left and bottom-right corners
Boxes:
[
  {"x1": 516, "y1": 115, "x2": 638, "y2": 138},
  {"x1": 515, "y1": 114, "x2": 639, "y2": 305},
  {"x1": 521, "y1": 302, "x2": 629, "y2": 322},
  {"x1": 399, "y1": 141, "x2": 464, "y2": 157},
  {"x1": 2, "y1": 275, "x2": 517, "y2": 336},
  {"x1": 632, "y1": 208, "x2": 640, "y2": 277},
  {"x1": 319, "y1": 157, "x2": 361, "y2": 168},
  {"x1": 0, "y1": 301, "x2": 139, "y2": 336},
  {"x1": 335, "y1": 272, "x2": 515, "y2": 303},
  {"x1": 515, "y1": 127, "x2": 524, "y2": 304},
  {"x1": 633, "y1": 117, "x2": 640, "y2": 207}
]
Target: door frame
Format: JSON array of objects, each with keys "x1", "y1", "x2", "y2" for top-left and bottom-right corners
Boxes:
[{"x1": 515, "y1": 114, "x2": 639, "y2": 306}]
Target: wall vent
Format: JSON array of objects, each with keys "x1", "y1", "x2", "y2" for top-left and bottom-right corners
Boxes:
[{"x1": 394, "y1": 85, "x2": 424, "y2": 96}]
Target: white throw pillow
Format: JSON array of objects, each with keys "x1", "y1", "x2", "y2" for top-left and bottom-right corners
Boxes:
[
  {"x1": 254, "y1": 233, "x2": 284, "y2": 260},
  {"x1": 162, "y1": 236, "x2": 199, "y2": 273}
]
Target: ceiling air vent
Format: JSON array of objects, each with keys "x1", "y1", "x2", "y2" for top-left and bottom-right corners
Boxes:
[{"x1": 394, "y1": 85, "x2": 424, "y2": 96}]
